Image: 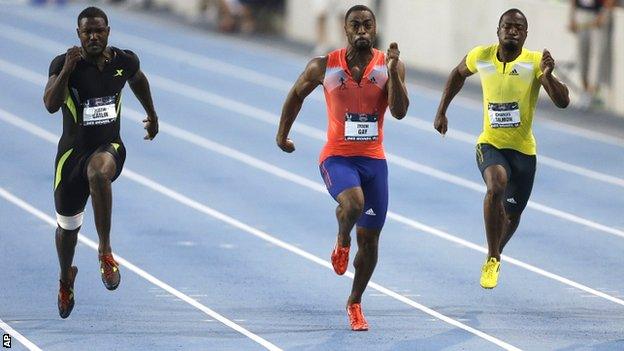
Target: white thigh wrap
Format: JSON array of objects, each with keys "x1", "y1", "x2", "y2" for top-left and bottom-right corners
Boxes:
[{"x1": 56, "y1": 212, "x2": 84, "y2": 230}]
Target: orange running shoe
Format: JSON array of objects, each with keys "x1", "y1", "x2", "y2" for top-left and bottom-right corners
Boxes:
[
  {"x1": 347, "y1": 303, "x2": 369, "y2": 331},
  {"x1": 99, "y1": 253, "x2": 121, "y2": 291},
  {"x1": 58, "y1": 266, "x2": 78, "y2": 319},
  {"x1": 331, "y1": 243, "x2": 350, "y2": 275}
]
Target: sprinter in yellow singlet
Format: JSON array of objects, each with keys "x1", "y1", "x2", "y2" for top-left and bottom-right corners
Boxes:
[{"x1": 433, "y1": 8, "x2": 570, "y2": 289}]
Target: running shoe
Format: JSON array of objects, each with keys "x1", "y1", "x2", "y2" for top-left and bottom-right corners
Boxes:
[
  {"x1": 99, "y1": 253, "x2": 121, "y2": 291},
  {"x1": 347, "y1": 303, "x2": 369, "y2": 331},
  {"x1": 331, "y1": 243, "x2": 350, "y2": 275},
  {"x1": 58, "y1": 266, "x2": 78, "y2": 319},
  {"x1": 480, "y1": 257, "x2": 500, "y2": 289}
]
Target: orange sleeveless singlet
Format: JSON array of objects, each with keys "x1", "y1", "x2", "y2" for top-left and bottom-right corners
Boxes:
[{"x1": 319, "y1": 48, "x2": 389, "y2": 163}]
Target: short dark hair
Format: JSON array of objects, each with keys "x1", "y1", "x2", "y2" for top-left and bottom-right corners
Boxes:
[
  {"x1": 77, "y1": 6, "x2": 108, "y2": 27},
  {"x1": 344, "y1": 5, "x2": 376, "y2": 24},
  {"x1": 498, "y1": 8, "x2": 527, "y2": 28}
]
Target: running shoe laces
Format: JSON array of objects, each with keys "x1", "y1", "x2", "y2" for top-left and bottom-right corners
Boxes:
[
  {"x1": 99, "y1": 253, "x2": 121, "y2": 291},
  {"x1": 331, "y1": 243, "x2": 350, "y2": 275},
  {"x1": 480, "y1": 257, "x2": 500, "y2": 289},
  {"x1": 58, "y1": 266, "x2": 77, "y2": 319},
  {"x1": 347, "y1": 303, "x2": 369, "y2": 331}
]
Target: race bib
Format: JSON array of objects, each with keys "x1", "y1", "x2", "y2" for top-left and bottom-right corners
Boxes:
[
  {"x1": 488, "y1": 102, "x2": 520, "y2": 128},
  {"x1": 344, "y1": 113, "x2": 378, "y2": 141},
  {"x1": 82, "y1": 96, "x2": 117, "y2": 126}
]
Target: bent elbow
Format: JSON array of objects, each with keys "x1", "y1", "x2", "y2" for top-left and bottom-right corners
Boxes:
[
  {"x1": 43, "y1": 98, "x2": 60, "y2": 114},
  {"x1": 557, "y1": 97, "x2": 570, "y2": 109},
  {"x1": 391, "y1": 101, "x2": 409, "y2": 120},
  {"x1": 391, "y1": 108, "x2": 408, "y2": 120}
]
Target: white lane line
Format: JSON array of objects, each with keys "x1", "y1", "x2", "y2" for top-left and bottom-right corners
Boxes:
[
  {"x1": 0, "y1": 25, "x2": 622, "y2": 237},
  {"x1": 144, "y1": 73, "x2": 624, "y2": 240},
  {"x1": 125, "y1": 108, "x2": 624, "y2": 308},
  {"x1": 1, "y1": 49, "x2": 623, "y2": 306},
  {"x1": 6, "y1": 6, "x2": 624, "y2": 148},
  {"x1": 113, "y1": 14, "x2": 624, "y2": 148},
  {"x1": 539, "y1": 119, "x2": 624, "y2": 148},
  {"x1": 0, "y1": 115, "x2": 522, "y2": 351},
  {"x1": 20, "y1": 6, "x2": 624, "y2": 148},
  {"x1": 0, "y1": 193, "x2": 281, "y2": 351},
  {"x1": 0, "y1": 319, "x2": 42, "y2": 351},
  {"x1": 0, "y1": 15, "x2": 622, "y2": 178},
  {"x1": 159, "y1": 71, "x2": 624, "y2": 230},
  {"x1": 0, "y1": 53, "x2": 624, "y2": 305},
  {"x1": 2, "y1": 106, "x2": 624, "y2": 311},
  {"x1": 119, "y1": 177, "x2": 519, "y2": 351},
  {"x1": 110, "y1": 24, "x2": 624, "y2": 151},
  {"x1": 152, "y1": 75, "x2": 623, "y2": 188},
  {"x1": 397, "y1": 117, "x2": 624, "y2": 189}
]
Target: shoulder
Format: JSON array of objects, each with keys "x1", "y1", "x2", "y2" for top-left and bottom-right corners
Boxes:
[
  {"x1": 465, "y1": 44, "x2": 495, "y2": 73},
  {"x1": 522, "y1": 48, "x2": 543, "y2": 69},
  {"x1": 113, "y1": 47, "x2": 140, "y2": 77},
  {"x1": 520, "y1": 47, "x2": 541, "y2": 57},
  {"x1": 48, "y1": 53, "x2": 66, "y2": 76},
  {"x1": 468, "y1": 44, "x2": 496, "y2": 58},
  {"x1": 525, "y1": 48, "x2": 543, "y2": 62},
  {"x1": 304, "y1": 56, "x2": 328, "y2": 80},
  {"x1": 51, "y1": 53, "x2": 66, "y2": 64},
  {"x1": 50, "y1": 53, "x2": 66, "y2": 66},
  {"x1": 115, "y1": 48, "x2": 140, "y2": 64}
]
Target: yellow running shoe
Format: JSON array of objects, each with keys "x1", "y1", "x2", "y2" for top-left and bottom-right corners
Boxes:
[{"x1": 480, "y1": 257, "x2": 500, "y2": 289}]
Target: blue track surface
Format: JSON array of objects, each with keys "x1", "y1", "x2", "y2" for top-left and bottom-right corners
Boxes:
[{"x1": 0, "y1": 3, "x2": 623, "y2": 350}]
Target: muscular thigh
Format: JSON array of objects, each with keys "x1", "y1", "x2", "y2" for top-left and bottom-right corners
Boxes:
[
  {"x1": 54, "y1": 148, "x2": 91, "y2": 216},
  {"x1": 54, "y1": 143, "x2": 126, "y2": 216},
  {"x1": 476, "y1": 143, "x2": 511, "y2": 184},
  {"x1": 502, "y1": 149, "x2": 536, "y2": 214},
  {"x1": 356, "y1": 158, "x2": 388, "y2": 230},
  {"x1": 319, "y1": 156, "x2": 361, "y2": 200}
]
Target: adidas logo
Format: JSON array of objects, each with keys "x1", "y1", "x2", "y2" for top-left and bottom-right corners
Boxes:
[
  {"x1": 506, "y1": 198, "x2": 517, "y2": 204},
  {"x1": 509, "y1": 68, "x2": 519, "y2": 76},
  {"x1": 365, "y1": 208, "x2": 376, "y2": 216}
]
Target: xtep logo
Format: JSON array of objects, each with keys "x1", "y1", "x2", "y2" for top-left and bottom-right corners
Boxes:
[
  {"x1": 114, "y1": 69, "x2": 124, "y2": 77},
  {"x1": 509, "y1": 68, "x2": 519, "y2": 76}
]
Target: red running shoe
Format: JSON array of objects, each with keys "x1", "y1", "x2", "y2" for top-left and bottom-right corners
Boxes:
[
  {"x1": 99, "y1": 253, "x2": 121, "y2": 291},
  {"x1": 331, "y1": 243, "x2": 350, "y2": 275},
  {"x1": 58, "y1": 266, "x2": 78, "y2": 319},
  {"x1": 347, "y1": 303, "x2": 369, "y2": 331}
]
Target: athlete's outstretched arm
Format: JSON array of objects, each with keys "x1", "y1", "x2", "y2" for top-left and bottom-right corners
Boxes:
[
  {"x1": 129, "y1": 69, "x2": 159, "y2": 140},
  {"x1": 44, "y1": 47, "x2": 81, "y2": 113},
  {"x1": 276, "y1": 57, "x2": 325, "y2": 153},
  {"x1": 386, "y1": 43, "x2": 409, "y2": 119},
  {"x1": 434, "y1": 56, "x2": 473, "y2": 135},
  {"x1": 539, "y1": 49, "x2": 570, "y2": 109}
]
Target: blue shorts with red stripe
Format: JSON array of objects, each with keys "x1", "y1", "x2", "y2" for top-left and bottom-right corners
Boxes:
[{"x1": 319, "y1": 156, "x2": 388, "y2": 229}]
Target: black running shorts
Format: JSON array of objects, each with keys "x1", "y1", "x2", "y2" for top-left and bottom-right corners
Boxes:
[
  {"x1": 54, "y1": 142, "x2": 126, "y2": 216},
  {"x1": 476, "y1": 143, "x2": 536, "y2": 214}
]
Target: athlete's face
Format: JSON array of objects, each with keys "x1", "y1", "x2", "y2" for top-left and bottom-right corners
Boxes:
[
  {"x1": 345, "y1": 11, "x2": 376, "y2": 50},
  {"x1": 497, "y1": 13, "x2": 527, "y2": 51},
  {"x1": 77, "y1": 17, "x2": 110, "y2": 56}
]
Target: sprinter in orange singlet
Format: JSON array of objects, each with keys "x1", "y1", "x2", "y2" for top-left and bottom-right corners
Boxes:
[{"x1": 276, "y1": 4, "x2": 409, "y2": 331}]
